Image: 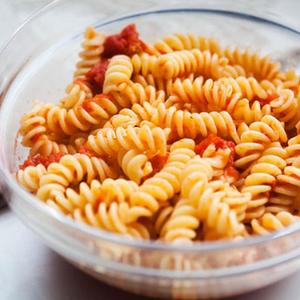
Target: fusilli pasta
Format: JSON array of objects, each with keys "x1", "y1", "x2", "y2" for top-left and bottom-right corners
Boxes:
[{"x1": 16, "y1": 24, "x2": 300, "y2": 243}]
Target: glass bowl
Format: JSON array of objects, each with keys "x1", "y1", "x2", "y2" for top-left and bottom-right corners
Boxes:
[{"x1": 1, "y1": 0, "x2": 300, "y2": 298}]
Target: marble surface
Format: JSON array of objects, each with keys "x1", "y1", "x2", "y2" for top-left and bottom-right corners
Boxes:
[{"x1": 1, "y1": 1, "x2": 300, "y2": 299}]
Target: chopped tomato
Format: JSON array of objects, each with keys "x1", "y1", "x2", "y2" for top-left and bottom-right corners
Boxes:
[
  {"x1": 224, "y1": 166, "x2": 239, "y2": 182},
  {"x1": 141, "y1": 154, "x2": 169, "y2": 182},
  {"x1": 19, "y1": 152, "x2": 65, "y2": 170},
  {"x1": 150, "y1": 154, "x2": 169, "y2": 175},
  {"x1": 102, "y1": 23, "x2": 146, "y2": 58},
  {"x1": 85, "y1": 59, "x2": 109, "y2": 94},
  {"x1": 78, "y1": 145, "x2": 98, "y2": 158},
  {"x1": 270, "y1": 180, "x2": 277, "y2": 190},
  {"x1": 196, "y1": 134, "x2": 235, "y2": 155}
]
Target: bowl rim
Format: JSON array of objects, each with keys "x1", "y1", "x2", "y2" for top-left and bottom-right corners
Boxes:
[{"x1": 1, "y1": 0, "x2": 300, "y2": 254}]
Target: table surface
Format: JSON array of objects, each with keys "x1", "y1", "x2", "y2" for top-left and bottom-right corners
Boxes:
[{"x1": 1, "y1": 1, "x2": 300, "y2": 299}]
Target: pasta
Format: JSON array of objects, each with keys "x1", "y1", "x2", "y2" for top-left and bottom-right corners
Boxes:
[
  {"x1": 74, "y1": 26, "x2": 106, "y2": 78},
  {"x1": 222, "y1": 46, "x2": 280, "y2": 80},
  {"x1": 103, "y1": 101, "x2": 240, "y2": 143},
  {"x1": 16, "y1": 24, "x2": 300, "y2": 243},
  {"x1": 59, "y1": 79, "x2": 93, "y2": 109},
  {"x1": 251, "y1": 212, "x2": 299, "y2": 235},
  {"x1": 241, "y1": 142, "x2": 287, "y2": 220},
  {"x1": 103, "y1": 55, "x2": 133, "y2": 93},
  {"x1": 85, "y1": 125, "x2": 170, "y2": 157},
  {"x1": 117, "y1": 149, "x2": 153, "y2": 184},
  {"x1": 154, "y1": 33, "x2": 222, "y2": 55},
  {"x1": 34, "y1": 153, "x2": 120, "y2": 201},
  {"x1": 154, "y1": 49, "x2": 228, "y2": 80},
  {"x1": 46, "y1": 178, "x2": 139, "y2": 214}
]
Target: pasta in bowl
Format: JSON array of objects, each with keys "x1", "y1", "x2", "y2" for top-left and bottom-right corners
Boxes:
[
  {"x1": 1, "y1": 0, "x2": 300, "y2": 298},
  {"x1": 16, "y1": 23, "x2": 300, "y2": 242}
]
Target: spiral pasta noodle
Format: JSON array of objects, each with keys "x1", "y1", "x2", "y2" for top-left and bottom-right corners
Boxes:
[
  {"x1": 241, "y1": 142, "x2": 287, "y2": 220},
  {"x1": 234, "y1": 115, "x2": 287, "y2": 171},
  {"x1": 16, "y1": 24, "x2": 300, "y2": 243},
  {"x1": 109, "y1": 82, "x2": 165, "y2": 109},
  {"x1": 154, "y1": 33, "x2": 222, "y2": 55},
  {"x1": 222, "y1": 46, "x2": 280, "y2": 80},
  {"x1": 30, "y1": 135, "x2": 85, "y2": 156},
  {"x1": 117, "y1": 149, "x2": 153, "y2": 184},
  {"x1": 20, "y1": 94, "x2": 123, "y2": 142},
  {"x1": 59, "y1": 79, "x2": 93, "y2": 109},
  {"x1": 73, "y1": 201, "x2": 151, "y2": 239},
  {"x1": 155, "y1": 49, "x2": 229, "y2": 80},
  {"x1": 36, "y1": 153, "x2": 119, "y2": 201},
  {"x1": 17, "y1": 164, "x2": 47, "y2": 193},
  {"x1": 74, "y1": 26, "x2": 106, "y2": 78},
  {"x1": 104, "y1": 101, "x2": 239, "y2": 143},
  {"x1": 251, "y1": 212, "x2": 299, "y2": 235},
  {"x1": 46, "y1": 178, "x2": 139, "y2": 215},
  {"x1": 170, "y1": 76, "x2": 273, "y2": 123},
  {"x1": 86, "y1": 125, "x2": 170, "y2": 158},
  {"x1": 103, "y1": 55, "x2": 133, "y2": 94},
  {"x1": 131, "y1": 53, "x2": 158, "y2": 77},
  {"x1": 161, "y1": 199, "x2": 199, "y2": 243}
]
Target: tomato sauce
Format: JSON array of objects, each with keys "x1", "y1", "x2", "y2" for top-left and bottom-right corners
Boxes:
[
  {"x1": 150, "y1": 154, "x2": 169, "y2": 175},
  {"x1": 19, "y1": 152, "x2": 65, "y2": 170},
  {"x1": 195, "y1": 134, "x2": 235, "y2": 161},
  {"x1": 85, "y1": 59, "x2": 109, "y2": 94},
  {"x1": 224, "y1": 166, "x2": 240, "y2": 182},
  {"x1": 142, "y1": 154, "x2": 169, "y2": 181},
  {"x1": 78, "y1": 145, "x2": 98, "y2": 158},
  {"x1": 102, "y1": 23, "x2": 146, "y2": 58}
]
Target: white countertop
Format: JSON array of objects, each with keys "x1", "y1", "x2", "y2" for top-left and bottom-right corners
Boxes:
[{"x1": 1, "y1": 1, "x2": 300, "y2": 299}]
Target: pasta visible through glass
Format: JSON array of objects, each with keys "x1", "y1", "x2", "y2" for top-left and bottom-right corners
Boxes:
[{"x1": 16, "y1": 23, "x2": 300, "y2": 243}]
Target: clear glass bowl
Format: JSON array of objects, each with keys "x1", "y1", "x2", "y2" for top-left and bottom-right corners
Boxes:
[{"x1": 1, "y1": 0, "x2": 300, "y2": 298}]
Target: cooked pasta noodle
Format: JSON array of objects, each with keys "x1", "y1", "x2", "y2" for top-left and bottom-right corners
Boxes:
[
  {"x1": 109, "y1": 82, "x2": 165, "y2": 108},
  {"x1": 162, "y1": 199, "x2": 199, "y2": 243},
  {"x1": 59, "y1": 79, "x2": 93, "y2": 109},
  {"x1": 222, "y1": 46, "x2": 280, "y2": 80},
  {"x1": 73, "y1": 201, "x2": 151, "y2": 238},
  {"x1": 154, "y1": 33, "x2": 222, "y2": 55},
  {"x1": 30, "y1": 135, "x2": 85, "y2": 156},
  {"x1": 241, "y1": 142, "x2": 287, "y2": 220},
  {"x1": 17, "y1": 164, "x2": 47, "y2": 193},
  {"x1": 155, "y1": 49, "x2": 228, "y2": 80},
  {"x1": 117, "y1": 149, "x2": 153, "y2": 184},
  {"x1": 74, "y1": 26, "x2": 105, "y2": 78},
  {"x1": 36, "y1": 153, "x2": 119, "y2": 201},
  {"x1": 103, "y1": 55, "x2": 133, "y2": 94},
  {"x1": 251, "y1": 212, "x2": 299, "y2": 235},
  {"x1": 103, "y1": 102, "x2": 239, "y2": 143},
  {"x1": 234, "y1": 115, "x2": 287, "y2": 170},
  {"x1": 46, "y1": 178, "x2": 139, "y2": 214},
  {"x1": 86, "y1": 125, "x2": 170, "y2": 158}
]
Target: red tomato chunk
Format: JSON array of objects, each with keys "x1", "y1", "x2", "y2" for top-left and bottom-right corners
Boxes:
[
  {"x1": 19, "y1": 152, "x2": 65, "y2": 170},
  {"x1": 85, "y1": 59, "x2": 109, "y2": 94},
  {"x1": 102, "y1": 23, "x2": 146, "y2": 58}
]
